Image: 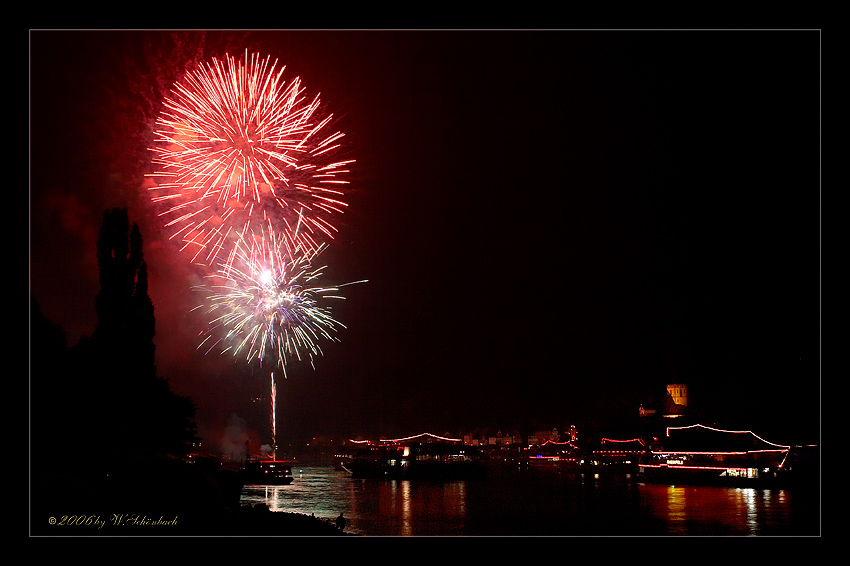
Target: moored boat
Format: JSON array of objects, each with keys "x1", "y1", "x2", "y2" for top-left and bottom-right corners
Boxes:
[
  {"x1": 344, "y1": 433, "x2": 486, "y2": 480},
  {"x1": 638, "y1": 424, "x2": 791, "y2": 486},
  {"x1": 582, "y1": 437, "x2": 647, "y2": 475},
  {"x1": 526, "y1": 439, "x2": 582, "y2": 472},
  {"x1": 242, "y1": 458, "x2": 295, "y2": 486}
]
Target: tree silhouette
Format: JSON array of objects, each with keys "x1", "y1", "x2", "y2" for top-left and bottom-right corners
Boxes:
[
  {"x1": 29, "y1": 210, "x2": 263, "y2": 535},
  {"x1": 32, "y1": 208, "x2": 198, "y2": 476},
  {"x1": 93, "y1": 208, "x2": 199, "y2": 460},
  {"x1": 94, "y1": 208, "x2": 156, "y2": 377}
]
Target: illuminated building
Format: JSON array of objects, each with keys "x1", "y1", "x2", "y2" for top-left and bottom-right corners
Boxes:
[
  {"x1": 639, "y1": 383, "x2": 690, "y2": 419},
  {"x1": 666, "y1": 383, "x2": 688, "y2": 409}
]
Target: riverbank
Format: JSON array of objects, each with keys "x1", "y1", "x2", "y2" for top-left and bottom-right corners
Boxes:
[
  {"x1": 30, "y1": 455, "x2": 354, "y2": 536},
  {"x1": 228, "y1": 503, "x2": 354, "y2": 536}
]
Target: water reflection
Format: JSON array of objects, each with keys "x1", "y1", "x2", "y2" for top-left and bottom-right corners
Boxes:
[
  {"x1": 240, "y1": 466, "x2": 817, "y2": 536},
  {"x1": 665, "y1": 486, "x2": 688, "y2": 535},
  {"x1": 399, "y1": 481, "x2": 411, "y2": 536},
  {"x1": 740, "y1": 488, "x2": 758, "y2": 534},
  {"x1": 242, "y1": 467, "x2": 355, "y2": 529},
  {"x1": 644, "y1": 484, "x2": 799, "y2": 536},
  {"x1": 381, "y1": 479, "x2": 466, "y2": 535},
  {"x1": 241, "y1": 467, "x2": 470, "y2": 536},
  {"x1": 387, "y1": 480, "x2": 412, "y2": 535}
]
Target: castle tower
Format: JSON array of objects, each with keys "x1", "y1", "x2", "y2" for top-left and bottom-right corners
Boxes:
[{"x1": 667, "y1": 383, "x2": 688, "y2": 407}]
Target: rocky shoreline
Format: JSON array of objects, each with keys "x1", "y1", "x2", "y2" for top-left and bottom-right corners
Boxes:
[{"x1": 227, "y1": 504, "x2": 354, "y2": 536}]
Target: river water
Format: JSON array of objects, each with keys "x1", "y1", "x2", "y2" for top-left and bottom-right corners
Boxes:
[{"x1": 240, "y1": 466, "x2": 821, "y2": 536}]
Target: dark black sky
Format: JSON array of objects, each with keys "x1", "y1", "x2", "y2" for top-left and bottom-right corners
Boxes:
[{"x1": 29, "y1": 30, "x2": 820, "y2": 450}]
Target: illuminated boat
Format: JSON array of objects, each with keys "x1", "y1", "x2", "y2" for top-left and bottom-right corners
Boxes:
[
  {"x1": 583, "y1": 437, "x2": 648, "y2": 474},
  {"x1": 638, "y1": 424, "x2": 791, "y2": 486},
  {"x1": 343, "y1": 433, "x2": 486, "y2": 480},
  {"x1": 527, "y1": 439, "x2": 582, "y2": 470},
  {"x1": 333, "y1": 444, "x2": 358, "y2": 471},
  {"x1": 242, "y1": 458, "x2": 295, "y2": 486}
]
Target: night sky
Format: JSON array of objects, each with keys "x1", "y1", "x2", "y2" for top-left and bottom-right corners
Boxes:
[{"x1": 29, "y1": 30, "x2": 820, "y2": 453}]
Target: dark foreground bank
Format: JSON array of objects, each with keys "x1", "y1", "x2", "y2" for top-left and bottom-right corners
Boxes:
[
  {"x1": 30, "y1": 455, "x2": 353, "y2": 536},
  {"x1": 220, "y1": 504, "x2": 354, "y2": 536}
]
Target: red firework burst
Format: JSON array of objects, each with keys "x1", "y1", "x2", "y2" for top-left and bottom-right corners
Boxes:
[{"x1": 146, "y1": 50, "x2": 352, "y2": 266}]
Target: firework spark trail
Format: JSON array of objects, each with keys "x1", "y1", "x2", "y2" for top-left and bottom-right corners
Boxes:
[
  {"x1": 270, "y1": 371, "x2": 277, "y2": 458},
  {"x1": 193, "y1": 230, "x2": 366, "y2": 375},
  {"x1": 143, "y1": 49, "x2": 364, "y2": 453},
  {"x1": 146, "y1": 50, "x2": 353, "y2": 268}
]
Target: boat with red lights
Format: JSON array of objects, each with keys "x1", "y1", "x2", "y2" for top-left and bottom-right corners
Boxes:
[
  {"x1": 343, "y1": 433, "x2": 486, "y2": 480},
  {"x1": 638, "y1": 424, "x2": 791, "y2": 486},
  {"x1": 526, "y1": 439, "x2": 582, "y2": 471},
  {"x1": 242, "y1": 458, "x2": 295, "y2": 486},
  {"x1": 583, "y1": 437, "x2": 648, "y2": 475},
  {"x1": 526, "y1": 437, "x2": 648, "y2": 476}
]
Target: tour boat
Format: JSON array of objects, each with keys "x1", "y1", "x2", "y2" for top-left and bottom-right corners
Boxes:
[
  {"x1": 343, "y1": 433, "x2": 486, "y2": 480},
  {"x1": 242, "y1": 458, "x2": 295, "y2": 485},
  {"x1": 638, "y1": 424, "x2": 791, "y2": 486}
]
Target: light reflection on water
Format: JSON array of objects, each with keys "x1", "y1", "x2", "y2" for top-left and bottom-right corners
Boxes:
[
  {"x1": 664, "y1": 486, "x2": 688, "y2": 535},
  {"x1": 239, "y1": 466, "x2": 819, "y2": 536},
  {"x1": 641, "y1": 484, "x2": 804, "y2": 536},
  {"x1": 241, "y1": 467, "x2": 359, "y2": 532}
]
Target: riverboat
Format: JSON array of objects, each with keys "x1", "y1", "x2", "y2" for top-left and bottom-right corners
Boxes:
[
  {"x1": 582, "y1": 437, "x2": 647, "y2": 475},
  {"x1": 527, "y1": 439, "x2": 582, "y2": 471},
  {"x1": 333, "y1": 445, "x2": 358, "y2": 471},
  {"x1": 242, "y1": 458, "x2": 295, "y2": 485},
  {"x1": 343, "y1": 433, "x2": 486, "y2": 480},
  {"x1": 638, "y1": 424, "x2": 791, "y2": 486}
]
